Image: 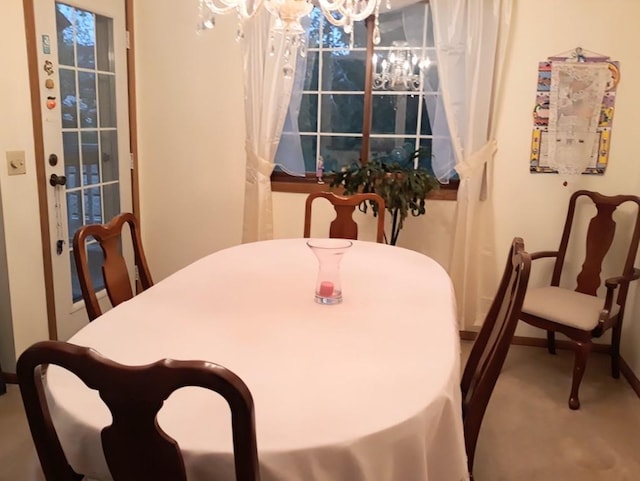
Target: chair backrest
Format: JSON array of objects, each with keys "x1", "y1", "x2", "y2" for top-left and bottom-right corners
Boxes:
[
  {"x1": 551, "y1": 190, "x2": 640, "y2": 303},
  {"x1": 303, "y1": 192, "x2": 386, "y2": 243},
  {"x1": 16, "y1": 340, "x2": 261, "y2": 481},
  {"x1": 72, "y1": 212, "x2": 153, "y2": 321},
  {"x1": 460, "y1": 237, "x2": 531, "y2": 474}
]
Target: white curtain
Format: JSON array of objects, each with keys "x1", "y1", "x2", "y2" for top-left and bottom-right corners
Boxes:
[
  {"x1": 242, "y1": 11, "x2": 299, "y2": 242},
  {"x1": 430, "y1": 0, "x2": 513, "y2": 329}
]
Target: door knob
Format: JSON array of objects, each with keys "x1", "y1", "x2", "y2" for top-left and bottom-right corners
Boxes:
[{"x1": 49, "y1": 174, "x2": 67, "y2": 187}]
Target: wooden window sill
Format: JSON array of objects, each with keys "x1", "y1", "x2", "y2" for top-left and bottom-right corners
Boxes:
[{"x1": 271, "y1": 173, "x2": 458, "y2": 201}]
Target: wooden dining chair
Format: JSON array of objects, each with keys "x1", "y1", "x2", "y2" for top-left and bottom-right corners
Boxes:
[
  {"x1": 72, "y1": 212, "x2": 153, "y2": 321},
  {"x1": 303, "y1": 192, "x2": 386, "y2": 243},
  {"x1": 461, "y1": 237, "x2": 531, "y2": 478},
  {"x1": 16, "y1": 340, "x2": 261, "y2": 481},
  {"x1": 520, "y1": 190, "x2": 640, "y2": 409}
]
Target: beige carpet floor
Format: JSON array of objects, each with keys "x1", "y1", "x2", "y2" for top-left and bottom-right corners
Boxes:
[{"x1": 1, "y1": 342, "x2": 639, "y2": 481}]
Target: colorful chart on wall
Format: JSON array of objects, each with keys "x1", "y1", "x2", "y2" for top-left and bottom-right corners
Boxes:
[{"x1": 529, "y1": 48, "x2": 620, "y2": 174}]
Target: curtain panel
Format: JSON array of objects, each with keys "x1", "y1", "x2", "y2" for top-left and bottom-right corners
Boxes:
[
  {"x1": 430, "y1": 0, "x2": 513, "y2": 329},
  {"x1": 242, "y1": 11, "x2": 298, "y2": 242}
]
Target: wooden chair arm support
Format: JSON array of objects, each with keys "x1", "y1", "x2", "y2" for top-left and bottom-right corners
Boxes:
[
  {"x1": 604, "y1": 268, "x2": 640, "y2": 289},
  {"x1": 529, "y1": 251, "x2": 559, "y2": 261}
]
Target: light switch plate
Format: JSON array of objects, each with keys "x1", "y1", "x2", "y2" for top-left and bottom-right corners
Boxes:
[{"x1": 6, "y1": 151, "x2": 26, "y2": 175}]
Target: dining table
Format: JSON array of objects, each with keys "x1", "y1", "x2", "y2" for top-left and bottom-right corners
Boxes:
[{"x1": 41, "y1": 238, "x2": 469, "y2": 481}]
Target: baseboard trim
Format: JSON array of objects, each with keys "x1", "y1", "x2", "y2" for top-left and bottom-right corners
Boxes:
[
  {"x1": 460, "y1": 330, "x2": 640, "y2": 399},
  {"x1": 619, "y1": 357, "x2": 640, "y2": 399}
]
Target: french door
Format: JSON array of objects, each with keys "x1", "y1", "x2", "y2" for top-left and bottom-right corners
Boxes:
[{"x1": 33, "y1": 0, "x2": 133, "y2": 339}]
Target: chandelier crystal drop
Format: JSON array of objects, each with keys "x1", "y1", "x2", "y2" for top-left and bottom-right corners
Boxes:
[
  {"x1": 199, "y1": 0, "x2": 387, "y2": 53},
  {"x1": 372, "y1": 41, "x2": 430, "y2": 91}
]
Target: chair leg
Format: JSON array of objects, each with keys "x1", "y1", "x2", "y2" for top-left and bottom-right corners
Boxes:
[
  {"x1": 569, "y1": 341, "x2": 592, "y2": 410},
  {"x1": 611, "y1": 322, "x2": 622, "y2": 379},
  {"x1": 546, "y1": 330, "x2": 556, "y2": 354}
]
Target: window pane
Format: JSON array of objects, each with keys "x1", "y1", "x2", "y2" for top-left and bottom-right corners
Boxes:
[
  {"x1": 369, "y1": 138, "x2": 418, "y2": 168},
  {"x1": 320, "y1": 136, "x2": 361, "y2": 172},
  {"x1": 418, "y1": 138, "x2": 436, "y2": 176},
  {"x1": 304, "y1": 51, "x2": 319, "y2": 91},
  {"x1": 299, "y1": 95, "x2": 318, "y2": 132},
  {"x1": 100, "y1": 131, "x2": 119, "y2": 182},
  {"x1": 321, "y1": 51, "x2": 366, "y2": 92},
  {"x1": 371, "y1": 94, "x2": 420, "y2": 135},
  {"x1": 321, "y1": 18, "x2": 367, "y2": 49},
  {"x1": 63, "y1": 132, "x2": 80, "y2": 188},
  {"x1": 301, "y1": 135, "x2": 318, "y2": 172},
  {"x1": 376, "y1": 9, "x2": 408, "y2": 46},
  {"x1": 81, "y1": 131, "x2": 100, "y2": 185},
  {"x1": 60, "y1": 68, "x2": 77, "y2": 128},
  {"x1": 320, "y1": 94, "x2": 364, "y2": 133}
]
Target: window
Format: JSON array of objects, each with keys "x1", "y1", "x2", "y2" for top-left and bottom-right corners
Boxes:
[{"x1": 272, "y1": 3, "x2": 457, "y2": 196}]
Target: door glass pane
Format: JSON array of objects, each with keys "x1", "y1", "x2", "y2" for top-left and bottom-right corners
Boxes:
[
  {"x1": 75, "y1": 9, "x2": 95, "y2": 69},
  {"x1": 96, "y1": 15, "x2": 114, "y2": 72},
  {"x1": 70, "y1": 243, "x2": 105, "y2": 303},
  {"x1": 63, "y1": 132, "x2": 80, "y2": 188},
  {"x1": 81, "y1": 131, "x2": 100, "y2": 185},
  {"x1": 78, "y1": 72, "x2": 97, "y2": 128},
  {"x1": 56, "y1": 2, "x2": 121, "y2": 304},
  {"x1": 100, "y1": 131, "x2": 119, "y2": 182},
  {"x1": 59, "y1": 68, "x2": 77, "y2": 128},
  {"x1": 103, "y1": 183, "x2": 120, "y2": 223},
  {"x1": 56, "y1": 4, "x2": 74, "y2": 66},
  {"x1": 67, "y1": 191, "x2": 83, "y2": 244},
  {"x1": 84, "y1": 187, "x2": 102, "y2": 224},
  {"x1": 98, "y1": 74, "x2": 117, "y2": 128}
]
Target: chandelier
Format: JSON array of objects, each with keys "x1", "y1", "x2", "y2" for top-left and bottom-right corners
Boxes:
[
  {"x1": 372, "y1": 41, "x2": 430, "y2": 91},
  {"x1": 199, "y1": 0, "x2": 387, "y2": 49}
]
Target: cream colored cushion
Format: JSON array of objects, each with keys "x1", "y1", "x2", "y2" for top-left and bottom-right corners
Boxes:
[{"x1": 522, "y1": 286, "x2": 619, "y2": 331}]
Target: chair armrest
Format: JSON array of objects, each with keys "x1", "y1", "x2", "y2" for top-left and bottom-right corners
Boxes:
[
  {"x1": 604, "y1": 268, "x2": 640, "y2": 289},
  {"x1": 530, "y1": 251, "x2": 559, "y2": 261}
]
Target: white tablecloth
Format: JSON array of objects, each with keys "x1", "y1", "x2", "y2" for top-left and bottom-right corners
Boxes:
[{"x1": 44, "y1": 239, "x2": 469, "y2": 481}]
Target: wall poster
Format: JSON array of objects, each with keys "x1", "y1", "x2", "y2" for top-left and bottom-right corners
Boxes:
[{"x1": 529, "y1": 48, "x2": 620, "y2": 175}]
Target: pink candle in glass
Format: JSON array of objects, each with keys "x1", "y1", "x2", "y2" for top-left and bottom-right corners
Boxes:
[{"x1": 319, "y1": 281, "x2": 334, "y2": 297}]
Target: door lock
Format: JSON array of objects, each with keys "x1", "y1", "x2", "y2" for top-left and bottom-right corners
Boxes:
[{"x1": 49, "y1": 174, "x2": 67, "y2": 186}]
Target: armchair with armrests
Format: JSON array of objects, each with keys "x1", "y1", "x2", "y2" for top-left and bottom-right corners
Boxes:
[{"x1": 520, "y1": 190, "x2": 640, "y2": 409}]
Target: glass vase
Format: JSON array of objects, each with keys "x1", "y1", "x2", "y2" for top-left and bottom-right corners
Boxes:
[{"x1": 306, "y1": 239, "x2": 353, "y2": 305}]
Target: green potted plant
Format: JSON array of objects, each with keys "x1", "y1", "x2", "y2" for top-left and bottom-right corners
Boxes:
[{"x1": 330, "y1": 148, "x2": 439, "y2": 245}]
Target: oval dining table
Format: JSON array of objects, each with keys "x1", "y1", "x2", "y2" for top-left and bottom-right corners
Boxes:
[{"x1": 42, "y1": 238, "x2": 469, "y2": 481}]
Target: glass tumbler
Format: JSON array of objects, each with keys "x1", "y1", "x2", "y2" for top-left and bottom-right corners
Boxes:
[{"x1": 306, "y1": 239, "x2": 353, "y2": 305}]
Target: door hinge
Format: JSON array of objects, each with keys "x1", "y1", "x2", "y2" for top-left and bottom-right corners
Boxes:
[
  {"x1": 134, "y1": 265, "x2": 140, "y2": 281},
  {"x1": 130, "y1": 152, "x2": 134, "y2": 170},
  {"x1": 126, "y1": 30, "x2": 131, "y2": 49}
]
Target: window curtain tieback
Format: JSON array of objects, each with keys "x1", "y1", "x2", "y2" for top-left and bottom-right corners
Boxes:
[
  {"x1": 245, "y1": 146, "x2": 275, "y2": 184},
  {"x1": 454, "y1": 139, "x2": 497, "y2": 180}
]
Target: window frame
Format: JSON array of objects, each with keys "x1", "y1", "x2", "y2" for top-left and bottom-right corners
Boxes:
[{"x1": 271, "y1": 14, "x2": 458, "y2": 200}]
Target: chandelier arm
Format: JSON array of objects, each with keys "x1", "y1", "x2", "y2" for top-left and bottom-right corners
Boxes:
[
  {"x1": 320, "y1": 6, "x2": 348, "y2": 26},
  {"x1": 204, "y1": 0, "x2": 264, "y2": 18}
]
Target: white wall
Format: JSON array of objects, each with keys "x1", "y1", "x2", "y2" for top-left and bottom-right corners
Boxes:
[
  {"x1": 0, "y1": 0, "x2": 50, "y2": 368},
  {"x1": 491, "y1": 0, "x2": 640, "y2": 374},
  {"x1": 134, "y1": 0, "x2": 246, "y2": 280}
]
